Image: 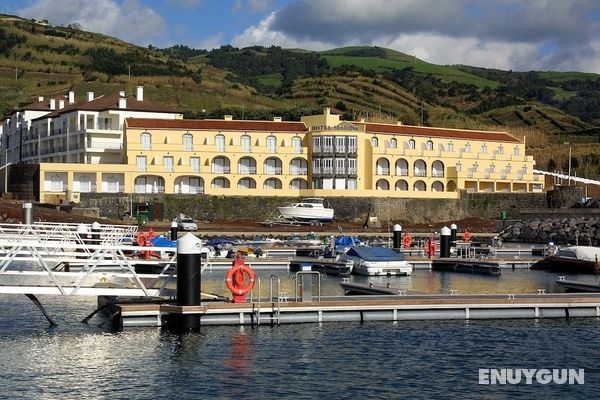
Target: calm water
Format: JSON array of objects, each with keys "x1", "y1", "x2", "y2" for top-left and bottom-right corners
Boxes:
[{"x1": 1, "y1": 270, "x2": 600, "y2": 399}]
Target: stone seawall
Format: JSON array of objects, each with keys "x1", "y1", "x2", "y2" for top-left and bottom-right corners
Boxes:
[
  {"x1": 500, "y1": 217, "x2": 600, "y2": 245},
  {"x1": 81, "y1": 192, "x2": 547, "y2": 225}
]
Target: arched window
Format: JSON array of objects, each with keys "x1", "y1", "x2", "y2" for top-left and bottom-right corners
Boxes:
[
  {"x1": 431, "y1": 181, "x2": 444, "y2": 192},
  {"x1": 290, "y1": 178, "x2": 308, "y2": 190},
  {"x1": 389, "y1": 138, "x2": 397, "y2": 148},
  {"x1": 413, "y1": 159, "x2": 427, "y2": 177},
  {"x1": 266, "y1": 135, "x2": 277, "y2": 153},
  {"x1": 408, "y1": 139, "x2": 416, "y2": 149},
  {"x1": 413, "y1": 180, "x2": 426, "y2": 191},
  {"x1": 211, "y1": 177, "x2": 230, "y2": 189},
  {"x1": 264, "y1": 178, "x2": 282, "y2": 190},
  {"x1": 431, "y1": 160, "x2": 444, "y2": 178},
  {"x1": 291, "y1": 136, "x2": 302, "y2": 153},
  {"x1": 183, "y1": 133, "x2": 193, "y2": 151},
  {"x1": 212, "y1": 156, "x2": 230, "y2": 174},
  {"x1": 426, "y1": 140, "x2": 433, "y2": 150},
  {"x1": 241, "y1": 135, "x2": 251, "y2": 152},
  {"x1": 141, "y1": 132, "x2": 151, "y2": 150},
  {"x1": 371, "y1": 137, "x2": 379, "y2": 147},
  {"x1": 215, "y1": 134, "x2": 225, "y2": 152},
  {"x1": 238, "y1": 177, "x2": 256, "y2": 189},
  {"x1": 376, "y1": 158, "x2": 390, "y2": 175},
  {"x1": 238, "y1": 157, "x2": 257, "y2": 174},
  {"x1": 376, "y1": 179, "x2": 389, "y2": 190},
  {"x1": 395, "y1": 159, "x2": 408, "y2": 176},
  {"x1": 481, "y1": 144, "x2": 488, "y2": 154},
  {"x1": 264, "y1": 157, "x2": 282, "y2": 175},
  {"x1": 290, "y1": 158, "x2": 308, "y2": 175},
  {"x1": 395, "y1": 180, "x2": 408, "y2": 191}
]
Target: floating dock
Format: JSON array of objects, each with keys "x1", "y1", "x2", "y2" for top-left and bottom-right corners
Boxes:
[
  {"x1": 431, "y1": 258, "x2": 502, "y2": 275},
  {"x1": 289, "y1": 257, "x2": 352, "y2": 276},
  {"x1": 113, "y1": 292, "x2": 600, "y2": 328}
]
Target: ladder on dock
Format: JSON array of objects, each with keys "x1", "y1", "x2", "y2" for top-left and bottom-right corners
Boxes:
[{"x1": 252, "y1": 275, "x2": 285, "y2": 325}]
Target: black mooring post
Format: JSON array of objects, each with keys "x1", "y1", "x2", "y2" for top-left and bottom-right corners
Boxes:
[
  {"x1": 450, "y1": 223, "x2": 457, "y2": 246},
  {"x1": 393, "y1": 224, "x2": 402, "y2": 249},
  {"x1": 91, "y1": 221, "x2": 101, "y2": 245},
  {"x1": 170, "y1": 220, "x2": 178, "y2": 241},
  {"x1": 440, "y1": 226, "x2": 451, "y2": 258},
  {"x1": 175, "y1": 233, "x2": 202, "y2": 331}
]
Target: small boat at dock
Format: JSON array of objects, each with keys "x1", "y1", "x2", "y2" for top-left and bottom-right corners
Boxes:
[
  {"x1": 339, "y1": 247, "x2": 413, "y2": 276},
  {"x1": 544, "y1": 246, "x2": 600, "y2": 274}
]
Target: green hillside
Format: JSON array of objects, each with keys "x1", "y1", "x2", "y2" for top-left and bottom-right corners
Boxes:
[{"x1": 1, "y1": 13, "x2": 599, "y2": 149}]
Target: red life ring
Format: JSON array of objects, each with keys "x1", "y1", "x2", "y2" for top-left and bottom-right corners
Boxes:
[
  {"x1": 137, "y1": 233, "x2": 146, "y2": 246},
  {"x1": 225, "y1": 257, "x2": 256, "y2": 297},
  {"x1": 403, "y1": 234, "x2": 412, "y2": 248},
  {"x1": 463, "y1": 231, "x2": 471, "y2": 242}
]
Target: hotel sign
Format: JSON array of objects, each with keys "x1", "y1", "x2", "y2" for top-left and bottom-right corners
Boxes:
[{"x1": 311, "y1": 124, "x2": 358, "y2": 132}]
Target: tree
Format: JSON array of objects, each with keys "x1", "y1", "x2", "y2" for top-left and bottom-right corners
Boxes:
[{"x1": 547, "y1": 159, "x2": 557, "y2": 171}]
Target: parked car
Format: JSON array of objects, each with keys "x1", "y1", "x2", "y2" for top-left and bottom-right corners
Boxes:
[{"x1": 176, "y1": 216, "x2": 197, "y2": 231}]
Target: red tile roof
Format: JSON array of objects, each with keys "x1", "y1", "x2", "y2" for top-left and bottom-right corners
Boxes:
[
  {"x1": 126, "y1": 118, "x2": 308, "y2": 132},
  {"x1": 31, "y1": 94, "x2": 181, "y2": 121},
  {"x1": 360, "y1": 122, "x2": 521, "y2": 143}
]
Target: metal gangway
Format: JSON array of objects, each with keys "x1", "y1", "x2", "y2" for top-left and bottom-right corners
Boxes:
[
  {"x1": 0, "y1": 222, "x2": 178, "y2": 298},
  {"x1": 533, "y1": 169, "x2": 600, "y2": 187}
]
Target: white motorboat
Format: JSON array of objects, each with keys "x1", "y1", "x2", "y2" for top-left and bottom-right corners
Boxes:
[
  {"x1": 277, "y1": 198, "x2": 334, "y2": 223},
  {"x1": 339, "y1": 246, "x2": 413, "y2": 276}
]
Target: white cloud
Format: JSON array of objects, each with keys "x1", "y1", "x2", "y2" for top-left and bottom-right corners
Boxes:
[
  {"x1": 196, "y1": 32, "x2": 226, "y2": 50},
  {"x1": 18, "y1": 0, "x2": 165, "y2": 46},
  {"x1": 233, "y1": 0, "x2": 600, "y2": 72},
  {"x1": 232, "y1": 12, "x2": 334, "y2": 50}
]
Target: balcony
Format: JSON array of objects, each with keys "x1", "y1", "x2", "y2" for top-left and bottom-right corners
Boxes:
[
  {"x1": 212, "y1": 166, "x2": 231, "y2": 174},
  {"x1": 238, "y1": 167, "x2": 257, "y2": 174},
  {"x1": 290, "y1": 168, "x2": 308, "y2": 175},
  {"x1": 322, "y1": 146, "x2": 334, "y2": 154},
  {"x1": 431, "y1": 171, "x2": 444, "y2": 178},
  {"x1": 413, "y1": 171, "x2": 427, "y2": 177},
  {"x1": 396, "y1": 169, "x2": 408, "y2": 176},
  {"x1": 264, "y1": 167, "x2": 283, "y2": 175},
  {"x1": 376, "y1": 168, "x2": 390, "y2": 176}
]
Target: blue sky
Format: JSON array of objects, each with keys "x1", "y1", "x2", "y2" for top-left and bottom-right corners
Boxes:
[{"x1": 2, "y1": 0, "x2": 600, "y2": 73}]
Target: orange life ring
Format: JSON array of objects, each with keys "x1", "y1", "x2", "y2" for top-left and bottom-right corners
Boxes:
[
  {"x1": 403, "y1": 234, "x2": 412, "y2": 248},
  {"x1": 463, "y1": 231, "x2": 471, "y2": 242},
  {"x1": 137, "y1": 233, "x2": 146, "y2": 246},
  {"x1": 225, "y1": 259, "x2": 256, "y2": 297}
]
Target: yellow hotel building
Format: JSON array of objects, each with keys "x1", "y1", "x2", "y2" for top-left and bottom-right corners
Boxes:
[{"x1": 36, "y1": 107, "x2": 543, "y2": 202}]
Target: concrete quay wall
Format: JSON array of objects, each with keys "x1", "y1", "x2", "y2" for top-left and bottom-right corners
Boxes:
[{"x1": 81, "y1": 192, "x2": 547, "y2": 225}]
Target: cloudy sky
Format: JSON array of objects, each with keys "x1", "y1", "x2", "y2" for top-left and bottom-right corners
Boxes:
[{"x1": 2, "y1": 0, "x2": 600, "y2": 73}]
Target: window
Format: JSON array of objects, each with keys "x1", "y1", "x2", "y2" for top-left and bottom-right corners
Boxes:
[
  {"x1": 473, "y1": 162, "x2": 479, "y2": 172},
  {"x1": 408, "y1": 139, "x2": 415, "y2": 149},
  {"x1": 312, "y1": 158, "x2": 322, "y2": 174},
  {"x1": 514, "y1": 146, "x2": 520, "y2": 156},
  {"x1": 347, "y1": 178, "x2": 357, "y2": 190},
  {"x1": 481, "y1": 144, "x2": 488, "y2": 154},
  {"x1": 497, "y1": 145, "x2": 504, "y2": 155},
  {"x1": 336, "y1": 158, "x2": 346, "y2": 174},
  {"x1": 287, "y1": 136, "x2": 300, "y2": 154},
  {"x1": 464, "y1": 143, "x2": 471, "y2": 152},
  {"x1": 183, "y1": 134, "x2": 193, "y2": 151},
  {"x1": 215, "y1": 134, "x2": 225, "y2": 152},
  {"x1": 389, "y1": 138, "x2": 397, "y2": 148},
  {"x1": 347, "y1": 136, "x2": 357, "y2": 153},
  {"x1": 371, "y1": 137, "x2": 379, "y2": 147},
  {"x1": 335, "y1": 136, "x2": 345, "y2": 152},
  {"x1": 447, "y1": 142, "x2": 454, "y2": 151},
  {"x1": 266, "y1": 135, "x2": 277, "y2": 153},
  {"x1": 313, "y1": 136, "x2": 322, "y2": 152},
  {"x1": 347, "y1": 158, "x2": 357, "y2": 174},
  {"x1": 136, "y1": 155, "x2": 147, "y2": 171},
  {"x1": 190, "y1": 157, "x2": 200, "y2": 172},
  {"x1": 141, "y1": 132, "x2": 151, "y2": 150},
  {"x1": 241, "y1": 135, "x2": 251, "y2": 152},
  {"x1": 164, "y1": 156, "x2": 174, "y2": 172},
  {"x1": 456, "y1": 161, "x2": 462, "y2": 172},
  {"x1": 426, "y1": 140, "x2": 433, "y2": 150},
  {"x1": 323, "y1": 136, "x2": 334, "y2": 153},
  {"x1": 323, "y1": 158, "x2": 333, "y2": 174}
]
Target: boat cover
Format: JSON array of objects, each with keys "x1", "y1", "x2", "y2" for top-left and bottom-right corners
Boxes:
[
  {"x1": 335, "y1": 236, "x2": 363, "y2": 246},
  {"x1": 556, "y1": 246, "x2": 600, "y2": 261},
  {"x1": 150, "y1": 236, "x2": 177, "y2": 248},
  {"x1": 346, "y1": 246, "x2": 405, "y2": 261},
  {"x1": 206, "y1": 238, "x2": 236, "y2": 246}
]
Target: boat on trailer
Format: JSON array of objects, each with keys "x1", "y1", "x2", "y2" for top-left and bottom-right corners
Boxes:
[{"x1": 277, "y1": 198, "x2": 334, "y2": 223}]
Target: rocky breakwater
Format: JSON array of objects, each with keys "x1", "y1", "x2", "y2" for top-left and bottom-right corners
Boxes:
[{"x1": 499, "y1": 217, "x2": 600, "y2": 245}]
